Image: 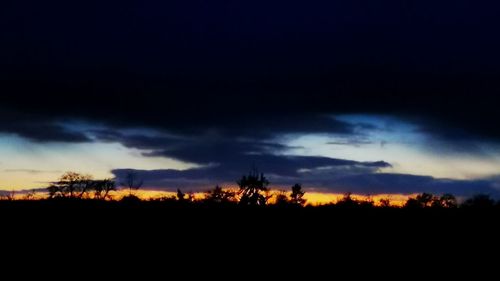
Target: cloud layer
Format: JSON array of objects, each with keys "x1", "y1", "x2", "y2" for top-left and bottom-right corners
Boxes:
[{"x1": 1, "y1": 0, "x2": 500, "y2": 143}]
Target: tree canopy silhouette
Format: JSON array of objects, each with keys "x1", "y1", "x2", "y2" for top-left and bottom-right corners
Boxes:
[
  {"x1": 405, "y1": 193, "x2": 458, "y2": 209},
  {"x1": 274, "y1": 190, "x2": 290, "y2": 206},
  {"x1": 93, "y1": 179, "x2": 116, "y2": 200},
  {"x1": 204, "y1": 185, "x2": 236, "y2": 204},
  {"x1": 290, "y1": 184, "x2": 306, "y2": 206},
  {"x1": 237, "y1": 170, "x2": 270, "y2": 206},
  {"x1": 177, "y1": 189, "x2": 186, "y2": 201},
  {"x1": 404, "y1": 193, "x2": 434, "y2": 208},
  {"x1": 432, "y1": 194, "x2": 458, "y2": 208},
  {"x1": 48, "y1": 172, "x2": 94, "y2": 199},
  {"x1": 336, "y1": 192, "x2": 359, "y2": 208},
  {"x1": 47, "y1": 172, "x2": 116, "y2": 200}
]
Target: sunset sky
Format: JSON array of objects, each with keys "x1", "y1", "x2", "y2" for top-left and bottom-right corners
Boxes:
[{"x1": 1, "y1": 1, "x2": 500, "y2": 200}]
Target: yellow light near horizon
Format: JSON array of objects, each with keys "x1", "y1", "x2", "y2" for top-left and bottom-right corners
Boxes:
[
  {"x1": 6, "y1": 188, "x2": 415, "y2": 206},
  {"x1": 303, "y1": 192, "x2": 411, "y2": 206}
]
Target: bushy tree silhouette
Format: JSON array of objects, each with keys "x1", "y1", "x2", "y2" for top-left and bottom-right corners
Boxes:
[
  {"x1": 416, "y1": 193, "x2": 434, "y2": 207},
  {"x1": 237, "y1": 170, "x2": 269, "y2": 206},
  {"x1": 359, "y1": 196, "x2": 375, "y2": 208},
  {"x1": 379, "y1": 198, "x2": 391, "y2": 207},
  {"x1": 93, "y1": 179, "x2": 116, "y2": 200},
  {"x1": 177, "y1": 189, "x2": 186, "y2": 201},
  {"x1": 274, "y1": 190, "x2": 290, "y2": 206},
  {"x1": 404, "y1": 193, "x2": 435, "y2": 208},
  {"x1": 204, "y1": 185, "x2": 236, "y2": 204},
  {"x1": 405, "y1": 193, "x2": 458, "y2": 208},
  {"x1": 48, "y1": 172, "x2": 94, "y2": 199},
  {"x1": 431, "y1": 194, "x2": 458, "y2": 208},
  {"x1": 336, "y1": 192, "x2": 359, "y2": 208},
  {"x1": 48, "y1": 172, "x2": 117, "y2": 200},
  {"x1": 290, "y1": 184, "x2": 306, "y2": 206}
]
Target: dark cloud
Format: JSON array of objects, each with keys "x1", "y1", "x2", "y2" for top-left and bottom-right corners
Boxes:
[
  {"x1": 0, "y1": 111, "x2": 90, "y2": 143},
  {"x1": 102, "y1": 122, "x2": 500, "y2": 197},
  {"x1": 312, "y1": 173, "x2": 500, "y2": 197},
  {"x1": 2, "y1": 122, "x2": 90, "y2": 143},
  {"x1": 112, "y1": 167, "x2": 500, "y2": 198},
  {"x1": 112, "y1": 155, "x2": 391, "y2": 190},
  {"x1": 90, "y1": 114, "x2": 354, "y2": 140},
  {"x1": 93, "y1": 129, "x2": 389, "y2": 171},
  {"x1": 0, "y1": 0, "x2": 499, "y2": 143}
]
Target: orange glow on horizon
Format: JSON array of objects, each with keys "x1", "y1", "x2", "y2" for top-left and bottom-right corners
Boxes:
[{"x1": 3, "y1": 188, "x2": 416, "y2": 206}]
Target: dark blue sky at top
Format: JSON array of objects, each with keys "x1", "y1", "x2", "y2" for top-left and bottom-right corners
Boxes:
[
  {"x1": 1, "y1": 1, "x2": 500, "y2": 195},
  {"x1": 1, "y1": 1, "x2": 499, "y2": 136}
]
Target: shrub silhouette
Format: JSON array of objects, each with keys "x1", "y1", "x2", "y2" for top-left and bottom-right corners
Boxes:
[
  {"x1": 177, "y1": 189, "x2": 186, "y2": 201},
  {"x1": 404, "y1": 193, "x2": 435, "y2": 208},
  {"x1": 274, "y1": 190, "x2": 290, "y2": 206},
  {"x1": 379, "y1": 198, "x2": 391, "y2": 208},
  {"x1": 404, "y1": 193, "x2": 458, "y2": 208},
  {"x1": 237, "y1": 170, "x2": 270, "y2": 206},
  {"x1": 290, "y1": 184, "x2": 306, "y2": 206},
  {"x1": 120, "y1": 194, "x2": 141, "y2": 204},
  {"x1": 431, "y1": 194, "x2": 458, "y2": 208},
  {"x1": 93, "y1": 179, "x2": 116, "y2": 200},
  {"x1": 204, "y1": 186, "x2": 236, "y2": 204},
  {"x1": 336, "y1": 192, "x2": 359, "y2": 208}
]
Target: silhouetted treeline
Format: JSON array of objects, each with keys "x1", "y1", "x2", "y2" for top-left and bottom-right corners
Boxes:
[{"x1": 2, "y1": 170, "x2": 500, "y2": 209}]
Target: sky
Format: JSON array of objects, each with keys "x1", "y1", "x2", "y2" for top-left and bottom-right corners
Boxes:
[{"x1": 1, "y1": 1, "x2": 500, "y2": 198}]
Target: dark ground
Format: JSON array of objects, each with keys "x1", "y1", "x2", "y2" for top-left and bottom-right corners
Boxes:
[
  {"x1": 1, "y1": 200, "x2": 497, "y2": 274},
  {"x1": 2, "y1": 200, "x2": 498, "y2": 239}
]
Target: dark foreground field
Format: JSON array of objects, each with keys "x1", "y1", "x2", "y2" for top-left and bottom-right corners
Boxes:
[
  {"x1": 2, "y1": 200, "x2": 499, "y2": 273},
  {"x1": 2, "y1": 200, "x2": 499, "y2": 239}
]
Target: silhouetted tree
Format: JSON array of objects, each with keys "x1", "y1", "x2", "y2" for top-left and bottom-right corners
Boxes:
[
  {"x1": 431, "y1": 194, "x2": 458, "y2": 208},
  {"x1": 404, "y1": 193, "x2": 435, "y2": 208},
  {"x1": 48, "y1": 172, "x2": 94, "y2": 199},
  {"x1": 204, "y1": 185, "x2": 236, "y2": 204},
  {"x1": 93, "y1": 179, "x2": 116, "y2": 200},
  {"x1": 379, "y1": 198, "x2": 391, "y2": 208},
  {"x1": 177, "y1": 189, "x2": 186, "y2": 202},
  {"x1": 359, "y1": 196, "x2": 375, "y2": 208},
  {"x1": 274, "y1": 190, "x2": 290, "y2": 206},
  {"x1": 404, "y1": 198, "x2": 420, "y2": 208},
  {"x1": 461, "y1": 194, "x2": 496, "y2": 208},
  {"x1": 237, "y1": 170, "x2": 269, "y2": 206},
  {"x1": 1, "y1": 190, "x2": 16, "y2": 201},
  {"x1": 121, "y1": 171, "x2": 143, "y2": 196},
  {"x1": 416, "y1": 193, "x2": 434, "y2": 207},
  {"x1": 336, "y1": 192, "x2": 359, "y2": 208},
  {"x1": 290, "y1": 184, "x2": 306, "y2": 206},
  {"x1": 23, "y1": 189, "x2": 36, "y2": 200}
]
